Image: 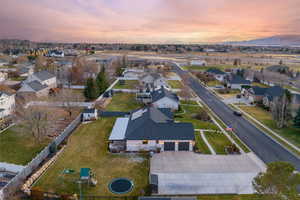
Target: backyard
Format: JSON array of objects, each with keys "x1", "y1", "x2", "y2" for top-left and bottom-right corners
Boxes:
[
  {"x1": 238, "y1": 106, "x2": 300, "y2": 148},
  {"x1": 0, "y1": 125, "x2": 49, "y2": 165},
  {"x1": 33, "y1": 118, "x2": 149, "y2": 196},
  {"x1": 106, "y1": 93, "x2": 142, "y2": 112},
  {"x1": 113, "y1": 80, "x2": 139, "y2": 89},
  {"x1": 167, "y1": 80, "x2": 184, "y2": 89}
]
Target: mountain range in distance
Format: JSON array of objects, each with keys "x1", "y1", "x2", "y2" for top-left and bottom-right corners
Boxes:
[{"x1": 224, "y1": 35, "x2": 300, "y2": 47}]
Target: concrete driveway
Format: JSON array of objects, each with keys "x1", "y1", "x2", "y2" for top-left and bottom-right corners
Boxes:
[{"x1": 150, "y1": 152, "x2": 265, "y2": 195}]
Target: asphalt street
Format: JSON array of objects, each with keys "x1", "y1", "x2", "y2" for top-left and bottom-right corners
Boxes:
[{"x1": 172, "y1": 63, "x2": 300, "y2": 170}]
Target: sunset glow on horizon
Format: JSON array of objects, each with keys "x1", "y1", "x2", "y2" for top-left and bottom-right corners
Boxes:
[{"x1": 1, "y1": 0, "x2": 300, "y2": 43}]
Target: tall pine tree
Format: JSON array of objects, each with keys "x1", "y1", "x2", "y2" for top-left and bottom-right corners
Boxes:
[
  {"x1": 96, "y1": 66, "x2": 109, "y2": 95},
  {"x1": 294, "y1": 108, "x2": 300, "y2": 128},
  {"x1": 84, "y1": 78, "x2": 97, "y2": 100}
]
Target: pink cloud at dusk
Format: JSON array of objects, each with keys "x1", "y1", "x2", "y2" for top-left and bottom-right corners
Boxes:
[{"x1": 0, "y1": 0, "x2": 299, "y2": 43}]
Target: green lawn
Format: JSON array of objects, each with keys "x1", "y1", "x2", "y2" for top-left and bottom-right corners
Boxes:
[
  {"x1": 197, "y1": 194, "x2": 264, "y2": 200},
  {"x1": 180, "y1": 100, "x2": 199, "y2": 105},
  {"x1": 113, "y1": 80, "x2": 139, "y2": 89},
  {"x1": 0, "y1": 125, "x2": 49, "y2": 165},
  {"x1": 167, "y1": 80, "x2": 184, "y2": 89},
  {"x1": 206, "y1": 80, "x2": 222, "y2": 87},
  {"x1": 106, "y1": 93, "x2": 142, "y2": 112},
  {"x1": 204, "y1": 132, "x2": 232, "y2": 154},
  {"x1": 175, "y1": 105, "x2": 219, "y2": 130},
  {"x1": 195, "y1": 133, "x2": 211, "y2": 154},
  {"x1": 239, "y1": 106, "x2": 300, "y2": 148},
  {"x1": 33, "y1": 118, "x2": 149, "y2": 196}
]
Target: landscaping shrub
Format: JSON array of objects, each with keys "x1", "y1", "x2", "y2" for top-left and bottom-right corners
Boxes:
[{"x1": 194, "y1": 110, "x2": 211, "y2": 121}]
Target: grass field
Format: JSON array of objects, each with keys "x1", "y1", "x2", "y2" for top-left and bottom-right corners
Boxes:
[
  {"x1": 180, "y1": 100, "x2": 199, "y2": 105},
  {"x1": 175, "y1": 105, "x2": 219, "y2": 130},
  {"x1": 106, "y1": 93, "x2": 142, "y2": 112},
  {"x1": 113, "y1": 80, "x2": 139, "y2": 89},
  {"x1": 33, "y1": 118, "x2": 149, "y2": 196},
  {"x1": 239, "y1": 106, "x2": 300, "y2": 148},
  {"x1": 167, "y1": 80, "x2": 184, "y2": 89},
  {"x1": 196, "y1": 194, "x2": 263, "y2": 200},
  {"x1": 0, "y1": 125, "x2": 49, "y2": 165},
  {"x1": 206, "y1": 80, "x2": 222, "y2": 87},
  {"x1": 204, "y1": 132, "x2": 233, "y2": 154},
  {"x1": 195, "y1": 133, "x2": 211, "y2": 154},
  {"x1": 251, "y1": 82, "x2": 269, "y2": 88}
]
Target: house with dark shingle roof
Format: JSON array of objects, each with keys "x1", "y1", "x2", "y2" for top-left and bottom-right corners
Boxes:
[
  {"x1": 25, "y1": 70, "x2": 57, "y2": 88},
  {"x1": 243, "y1": 86, "x2": 268, "y2": 103},
  {"x1": 137, "y1": 87, "x2": 179, "y2": 110},
  {"x1": 262, "y1": 86, "x2": 285, "y2": 107},
  {"x1": 206, "y1": 68, "x2": 227, "y2": 82},
  {"x1": 18, "y1": 80, "x2": 49, "y2": 97},
  {"x1": 227, "y1": 75, "x2": 251, "y2": 90},
  {"x1": 109, "y1": 106, "x2": 195, "y2": 152}
]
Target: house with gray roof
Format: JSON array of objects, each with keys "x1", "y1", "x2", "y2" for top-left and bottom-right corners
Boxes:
[
  {"x1": 262, "y1": 86, "x2": 285, "y2": 108},
  {"x1": 25, "y1": 70, "x2": 57, "y2": 88},
  {"x1": 109, "y1": 106, "x2": 195, "y2": 152},
  {"x1": 227, "y1": 75, "x2": 251, "y2": 90},
  {"x1": 137, "y1": 87, "x2": 179, "y2": 110},
  {"x1": 18, "y1": 80, "x2": 49, "y2": 97},
  {"x1": 243, "y1": 86, "x2": 268, "y2": 103},
  {"x1": 206, "y1": 68, "x2": 227, "y2": 82},
  {"x1": 139, "y1": 73, "x2": 167, "y2": 89}
]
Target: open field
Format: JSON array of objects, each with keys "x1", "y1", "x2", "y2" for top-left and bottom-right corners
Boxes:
[
  {"x1": 33, "y1": 118, "x2": 149, "y2": 196},
  {"x1": 204, "y1": 132, "x2": 233, "y2": 154},
  {"x1": 106, "y1": 93, "x2": 142, "y2": 112},
  {"x1": 180, "y1": 100, "x2": 199, "y2": 105},
  {"x1": 206, "y1": 80, "x2": 222, "y2": 87},
  {"x1": 113, "y1": 80, "x2": 139, "y2": 89},
  {"x1": 167, "y1": 80, "x2": 184, "y2": 89},
  {"x1": 0, "y1": 125, "x2": 49, "y2": 165},
  {"x1": 175, "y1": 104, "x2": 219, "y2": 130},
  {"x1": 238, "y1": 106, "x2": 300, "y2": 148},
  {"x1": 195, "y1": 133, "x2": 211, "y2": 154}
]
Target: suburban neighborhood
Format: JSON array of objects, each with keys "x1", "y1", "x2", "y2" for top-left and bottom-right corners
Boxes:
[{"x1": 1, "y1": 1, "x2": 300, "y2": 200}]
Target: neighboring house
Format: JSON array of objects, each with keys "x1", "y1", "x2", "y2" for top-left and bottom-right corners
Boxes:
[
  {"x1": 109, "y1": 107, "x2": 195, "y2": 152},
  {"x1": 140, "y1": 73, "x2": 167, "y2": 89},
  {"x1": 18, "y1": 66, "x2": 34, "y2": 77},
  {"x1": 243, "y1": 86, "x2": 267, "y2": 103},
  {"x1": 24, "y1": 70, "x2": 57, "y2": 88},
  {"x1": 122, "y1": 69, "x2": 144, "y2": 79},
  {"x1": 190, "y1": 60, "x2": 207, "y2": 66},
  {"x1": 82, "y1": 108, "x2": 98, "y2": 121},
  {"x1": 0, "y1": 59, "x2": 9, "y2": 66},
  {"x1": 227, "y1": 75, "x2": 251, "y2": 90},
  {"x1": 291, "y1": 93, "x2": 300, "y2": 117},
  {"x1": 151, "y1": 87, "x2": 179, "y2": 110},
  {"x1": 0, "y1": 86, "x2": 16, "y2": 118},
  {"x1": 262, "y1": 86, "x2": 285, "y2": 108},
  {"x1": 206, "y1": 68, "x2": 227, "y2": 82},
  {"x1": 18, "y1": 80, "x2": 49, "y2": 97},
  {"x1": 0, "y1": 72, "x2": 8, "y2": 82},
  {"x1": 47, "y1": 50, "x2": 64, "y2": 57}
]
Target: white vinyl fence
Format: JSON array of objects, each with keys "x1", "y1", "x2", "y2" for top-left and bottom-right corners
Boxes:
[{"x1": 0, "y1": 114, "x2": 81, "y2": 200}]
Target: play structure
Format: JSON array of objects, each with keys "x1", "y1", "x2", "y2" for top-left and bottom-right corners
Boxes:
[{"x1": 108, "y1": 178, "x2": 133, "y2": 194}]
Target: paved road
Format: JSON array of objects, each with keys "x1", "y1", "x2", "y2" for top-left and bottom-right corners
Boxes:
[{"x1": 172, "y1": 63, "x2": 300, "y2": 170}]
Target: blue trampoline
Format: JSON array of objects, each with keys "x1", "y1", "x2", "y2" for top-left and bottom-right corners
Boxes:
[{"x1": 108, "y1": 178, "x2": 133, "y2": 194}]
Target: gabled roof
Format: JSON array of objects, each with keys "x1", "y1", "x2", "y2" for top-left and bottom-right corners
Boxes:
[
  {"x1": 251, "y1": 86, "x2": 267, "y2": 96},
  {"x1": 26, "y1": 80, "x2": 48, "y2": 92},
  {"x1": 141, "y1": 73, "x2": 162, "y2": 81},
  {"x1": 33, "y1": 70, "x2": 55, "y2": 81},
  {"x1": 151, "y1": 87, "x2": 179, "y2": 103},
  {"x1": 229, "y1": 75, "x2": 251, "y2": 85},
  {"x1": 206, "y1": 68, "x2": 226, "y2": 75},
  {"x1": 125, "y1": 107, "x2": 194, "y2": 140},
  {"x1": 265, "y1": 86, "x2": 285, "y2": 100}
]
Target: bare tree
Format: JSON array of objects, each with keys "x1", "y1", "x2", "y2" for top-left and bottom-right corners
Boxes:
[
  {"x1": 17, "y1": 106, "x2": 51, "y2": 142},
  {"x1": 270, "y1": 90, "x2": 292, "y2": 128}
]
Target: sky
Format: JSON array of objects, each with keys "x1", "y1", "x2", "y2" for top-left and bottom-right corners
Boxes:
[{"x1": 0, "y1": 0, "x2": 300, "y2": 43}]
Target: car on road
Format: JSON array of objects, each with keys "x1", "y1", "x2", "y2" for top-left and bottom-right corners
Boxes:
[{"x1": 233, "y1": 110, "x2": 243, "y2": 116}]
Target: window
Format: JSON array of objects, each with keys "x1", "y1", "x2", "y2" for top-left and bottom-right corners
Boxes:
[{"x1": 142, "y1": 140, "x2": 148, "y2": 144}]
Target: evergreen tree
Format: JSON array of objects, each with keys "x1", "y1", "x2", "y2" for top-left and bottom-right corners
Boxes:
[
  {"x1": 294, "y1": 108, "x2": 300, "y2": 128},
  {"x1": 84, "y1": 78, "x2": 97, "y2": 100},
  {"x1": 96, "y1": 66, "x2": 109, "y2": 95}
]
